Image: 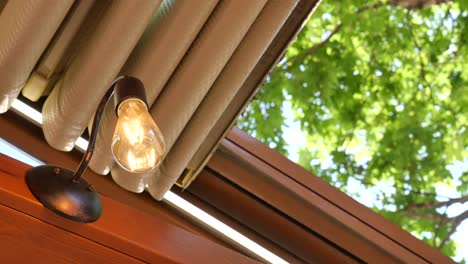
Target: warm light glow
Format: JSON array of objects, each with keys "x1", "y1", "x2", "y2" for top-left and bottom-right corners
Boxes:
[
  {"x1": 112, "y1": 99, "x2": 165, "y2": 173},
  {"x1": 7, "y1": 99, "x2": 288, "y2": 263}
]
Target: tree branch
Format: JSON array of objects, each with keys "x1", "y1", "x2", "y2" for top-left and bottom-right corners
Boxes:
[
  {"x1": 438, "y1": 210, "x2": 468, "y2": 249},
  {"x1": 291, "y1": 23, "x2": 342, "y2": 69},
  {"x1": 357, "y1": 177, "x2": 455, "y2": 200},
  {"x1": 408, "y1": 195, "x2": 468, "y2": 210},
  {"x1": 270, "y1": 2, "x2": 390, "y2": 79},
  {"x1": 402, "y1": 195, "x2": 468, "y2": 249},
  {"x1": 389, "y1": 0, "x2": 453, "y2": 9},
  {"x1": 406, "y1": 11, "x2": 431, "y2": 87},
  {"x1": 402, "y1": 196, "x2": 467, "y2": 227},
  {"x1": 269, "y1": 23, "x2": 342, "y2": 80},
  {"x1": 434, "y1": 206, "x2": 449, "y2": 247},
  {"x1": 452, "y1": 20, "x2": 466, "y2": 57},
  {"x1": 356, "y1": 2, "x2": 387, "y2": 13},
  {"x1": 270, "y1": 0, "x2": 454, "y2": 80},
  {"x1": 404, "y1": 209, "x2": 449, "y2": 223}
]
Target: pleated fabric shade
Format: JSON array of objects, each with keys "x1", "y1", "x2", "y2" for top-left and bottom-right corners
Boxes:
[
  {"x1": 95, "y1": 0, "x2": 221, "y2": 193},
  {"x1": 0, "y1": 0, "x2": 300, "y2": 200},
  {"x1": 42, "y1": 0, "x2": 160, "y2": 151},
  {"x1": 0, "y1": 0, "x2": 73, "y2": 113}
]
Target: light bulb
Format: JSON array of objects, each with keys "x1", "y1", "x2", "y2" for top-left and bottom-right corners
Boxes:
[{"x1": 112, "y1": 98, "x2": 165, "y2": 173}]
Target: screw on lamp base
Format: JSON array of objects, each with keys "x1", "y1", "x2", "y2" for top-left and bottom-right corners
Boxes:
[{"x1": 25, "y1": 165, "x2": 102, "y2": 223}]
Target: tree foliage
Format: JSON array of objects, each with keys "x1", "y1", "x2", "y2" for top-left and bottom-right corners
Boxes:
[{"x1": 239, "y1": 0, "x2": 468, "y2": 260}]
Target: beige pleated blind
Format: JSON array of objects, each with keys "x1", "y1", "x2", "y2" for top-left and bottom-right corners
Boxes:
[
  {"x1": 0, "y1": 0, "x2": 300, "y2": 200},
  {"x1": 0, "y1": 0, "x2": 73, "y2": 112}
]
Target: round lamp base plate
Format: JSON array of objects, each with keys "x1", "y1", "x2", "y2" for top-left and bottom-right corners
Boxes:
[{"x1": 25, "y1": 165, "x2": 102, "y2": 223}]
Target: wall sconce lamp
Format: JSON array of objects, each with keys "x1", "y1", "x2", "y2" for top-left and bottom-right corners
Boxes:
[{"x1": 25, "y1": 76, "x2": 165, "y2": 223}]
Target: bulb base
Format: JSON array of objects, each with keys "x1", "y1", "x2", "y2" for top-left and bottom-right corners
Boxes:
[
  {"x1": 114, "y1": 76, "x2": 148, "y2": 114},
  {"x1": 25, "y1": 165, "x2": 103, "y2": 223}
]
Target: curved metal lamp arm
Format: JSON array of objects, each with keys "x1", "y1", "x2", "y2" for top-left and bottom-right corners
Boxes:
[
  {"x1": 71, "y1": 76, "x2": 126, "y2": 182},
  {"x1": 26, "y1": 75, "x2": 148, "y2": 223}
]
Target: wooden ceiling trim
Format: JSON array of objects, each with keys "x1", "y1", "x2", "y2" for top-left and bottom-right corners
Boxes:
[
  {"x1": 0, "y1": 111, "x2": 241, "y2": 254},
  {"x1": 187, "y1": 169, "x2": 362, "y2": 264},
  {"x1": 217, "y1": 127, "x2": 453, "y2": 264},
  {"x1": 0, "y1": 153, "x2": 256, "y2": 263}
]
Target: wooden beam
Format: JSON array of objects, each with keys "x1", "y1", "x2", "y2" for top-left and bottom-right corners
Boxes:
[
  {"x1": 217, "y1": 127, "x2": 454, "y2": 264},
  {"x1": 0, "y1": 153, "x2": 256, "y2": 263},
  {"x1": 189, "y1": 169, "x2": 361, "y2": 263},
  {"x1": 0, "y1": 202, "x2": 142, "y2": 263},
  {"x1": 0, "y1": 110, "x2": 245, "y2": 254}
]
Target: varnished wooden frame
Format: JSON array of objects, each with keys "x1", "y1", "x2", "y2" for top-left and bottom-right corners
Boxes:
[
  {"x1": 184, "y1": 127, "x2": 454, "y2": 263},
  {"x1": 0, "y1": 110, "x2": 265, "y2": 262},
  {"x1": 0, "y1": 152, "x2": 257, "y2": 263},
  {"x1": 0, "y1": 111, "x2": 453, "y2": 263}
]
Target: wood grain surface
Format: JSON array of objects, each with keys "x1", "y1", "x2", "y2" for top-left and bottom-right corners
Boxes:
[
  {"x1": 0, "y1": 203, "x2": 142, "y2": 264},
  {"x1": 0, "y1": 153, "x2": 256, "y2": 263}
]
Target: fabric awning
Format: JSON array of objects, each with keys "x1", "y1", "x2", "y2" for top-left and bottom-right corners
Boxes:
[{"x1": 0, "y1": 0, "x2": 299, "y2": 200}]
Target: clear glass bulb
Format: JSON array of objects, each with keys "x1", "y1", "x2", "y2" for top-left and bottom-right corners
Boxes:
[{"x1": 111, "y1": 99, "x2": 165, "y2": 173}]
